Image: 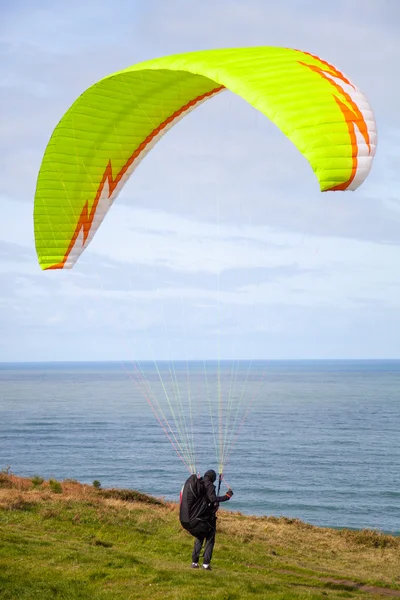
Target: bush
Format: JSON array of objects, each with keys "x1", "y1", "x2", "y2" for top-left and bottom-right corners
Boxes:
[
  {"x1": 49, "y1": 479, "x2": 62, "y2": 494},
  {"x1": 100, "y1": 488, "x2": 163, "y2": 505},
  {"x1": 92, "y1": 480, "x2": 101, "y2": 490},
  {"x1": 31, "y1": 475, "x2": 44, "y2": 488}
]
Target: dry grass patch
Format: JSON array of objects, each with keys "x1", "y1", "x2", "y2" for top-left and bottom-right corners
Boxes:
[
  {"x1": 0, "y1": 490, "x2": 38, "y2": 511},
  {"x1": 0, "y1": 472, "x2": 32, "y2": 491}
]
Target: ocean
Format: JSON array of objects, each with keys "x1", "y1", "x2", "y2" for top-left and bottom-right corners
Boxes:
[{"x1": 1, "y1": 360, "x2": 399, "y2": 534}]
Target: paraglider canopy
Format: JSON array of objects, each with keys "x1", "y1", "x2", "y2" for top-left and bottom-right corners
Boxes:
[{"x1": 34, "y1": 46, "x2": 376, "y2": 271}]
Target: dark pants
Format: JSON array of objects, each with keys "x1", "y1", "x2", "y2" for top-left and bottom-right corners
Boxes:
[{"x1": 192, "y1": 520, "x2": 216, "y2": 564}]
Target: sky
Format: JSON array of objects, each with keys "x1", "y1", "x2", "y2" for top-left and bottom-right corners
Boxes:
[{"x1": 1, "y1": 0, "x2": 400, "y2": 361}]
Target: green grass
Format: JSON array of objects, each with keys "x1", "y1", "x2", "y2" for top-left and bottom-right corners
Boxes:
[{"x1": 1, "y1": 474, "x2": 399, "y2": 599}]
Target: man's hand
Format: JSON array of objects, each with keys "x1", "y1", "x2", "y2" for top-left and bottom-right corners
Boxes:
[{"x1": 225, "y1": 489, "x2": 233, "y2": 499}]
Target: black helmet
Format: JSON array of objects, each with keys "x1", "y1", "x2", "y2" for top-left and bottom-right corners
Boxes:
[{"x1": 204, "y1": 469, "x2": 217, "y2": 483}]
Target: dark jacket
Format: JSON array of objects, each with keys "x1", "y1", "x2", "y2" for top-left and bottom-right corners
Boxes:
[{"x1": 202, "y1": 470, "x2": 229, "y2": 518}]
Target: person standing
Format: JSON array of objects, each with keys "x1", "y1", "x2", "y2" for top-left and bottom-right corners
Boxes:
[{"x1": 180, "y1": 469, "x2": 233, "y2": 570}]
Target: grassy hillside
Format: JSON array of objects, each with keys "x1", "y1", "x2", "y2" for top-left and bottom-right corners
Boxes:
[{"x1": 1, "y1": 472, "x2": 399, "y2": 599}]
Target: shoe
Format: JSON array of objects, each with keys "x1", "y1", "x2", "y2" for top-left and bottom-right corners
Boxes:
[
  {"x1": 202, "y1": 564, "x2": 212, "y2": 570},
  {"x1": 191, "y1": 562, "x2": 199, "y2": 568}
]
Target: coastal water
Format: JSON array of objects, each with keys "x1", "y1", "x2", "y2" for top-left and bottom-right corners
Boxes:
[{"x1": 1, "y1": 360, "x2": 399, "y2": 534}]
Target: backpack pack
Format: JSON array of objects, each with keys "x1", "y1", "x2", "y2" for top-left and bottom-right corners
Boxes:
[{"x1": 179, "y1": 474, "x2": 209, "y2": 528}]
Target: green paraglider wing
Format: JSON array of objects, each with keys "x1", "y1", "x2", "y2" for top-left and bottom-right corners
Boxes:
[{"x1": 34, "y1": 46, "x2": 376, "y2": 270}]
